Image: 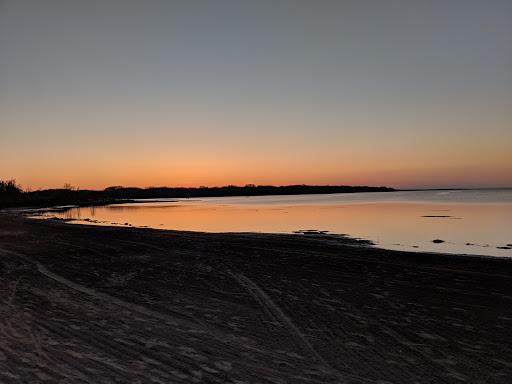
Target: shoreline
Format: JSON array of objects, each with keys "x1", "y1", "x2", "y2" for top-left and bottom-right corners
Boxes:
[
  {"x1": 39, "y1": 216, "x2": 512, "y2": 264},
  {"x1": 30, "y1": 214, "x2": 512, "y2": 261},
  {"x1": 26, "y1": 203, "x2": 512, "y2": 259},
  {"x1": 1, "y1": 214, "x2": 511, "y2": 383}
]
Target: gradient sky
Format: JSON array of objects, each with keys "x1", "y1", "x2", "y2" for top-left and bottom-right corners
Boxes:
[{"x1": 1, "y1": 0, "x2": 511, "y2": 190}]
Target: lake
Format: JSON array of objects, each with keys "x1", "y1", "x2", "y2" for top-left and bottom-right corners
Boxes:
[{"x1": 40, "y1": 190, "x2": 512, "y2": 257}]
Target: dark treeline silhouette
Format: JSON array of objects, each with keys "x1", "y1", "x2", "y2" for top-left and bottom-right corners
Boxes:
[
  {"x1": 103, "y1": 185, "x2": 394, "y2": 199},
  {"x1": 0, "y1": 180, "x2": 394, "y2": 208},
  {"x1": 0, "y1": 181, "x2": 122, "y2": 209},
  {"x1": 0, "y1": 179, "x2": 23, "y2": 207}
]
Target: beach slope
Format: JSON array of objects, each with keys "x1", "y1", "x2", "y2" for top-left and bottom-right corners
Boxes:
[{"x1": 0, "y1": 214, "x2": 511, "y2": 383}]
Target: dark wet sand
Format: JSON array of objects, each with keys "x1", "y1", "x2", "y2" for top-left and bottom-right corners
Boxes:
[{"x1": 1, "y1": 214, "x2": 511, "y2": 383}]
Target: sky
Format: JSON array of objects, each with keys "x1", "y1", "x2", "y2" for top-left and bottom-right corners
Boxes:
[{"x1": 1, "y1": 0, "x2": 511, "y2": 190}]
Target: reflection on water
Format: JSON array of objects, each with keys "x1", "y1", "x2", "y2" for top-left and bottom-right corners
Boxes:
[{"x1": 42, "y1": 190, "x2": 512, "y2": 257}]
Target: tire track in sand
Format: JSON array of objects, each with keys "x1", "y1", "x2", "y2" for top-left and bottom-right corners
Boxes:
[{"x1": 229, "y1": 271, "x2": 346, "y2": 383}]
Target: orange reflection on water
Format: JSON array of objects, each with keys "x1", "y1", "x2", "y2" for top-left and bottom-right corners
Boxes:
[{"x1": 50, "y1": 198, "x2": 512, "y2": 257}]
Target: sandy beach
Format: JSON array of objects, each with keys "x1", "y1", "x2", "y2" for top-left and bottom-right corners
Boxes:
[{"x1": 1, "y1": 213, "x2": 511, "y2": 383}]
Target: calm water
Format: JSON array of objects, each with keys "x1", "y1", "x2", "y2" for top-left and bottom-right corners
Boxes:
[{"x1": 41, "y1": 190, "x2": 512, "y2": 257}]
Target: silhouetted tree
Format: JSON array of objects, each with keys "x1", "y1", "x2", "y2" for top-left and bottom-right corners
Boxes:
[
  {"x1": 0, "y1": 179, "x2": 23, "y2": 207},
  {"x1": 0, "y1": 179, "x2": 22, "y2": 195}
]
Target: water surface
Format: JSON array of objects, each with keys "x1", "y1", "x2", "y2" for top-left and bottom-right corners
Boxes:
[{"x1": 41, "y1": 190, "x2": 512, "y2": 257}]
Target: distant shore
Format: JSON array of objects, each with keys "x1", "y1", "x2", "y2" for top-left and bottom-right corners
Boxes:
[
  {"x1": 0, "y1": 184, "x2": 394, "y2": 209},
  {"x1": 1, "y1": 213, "x2": 511, "y2": 383}
]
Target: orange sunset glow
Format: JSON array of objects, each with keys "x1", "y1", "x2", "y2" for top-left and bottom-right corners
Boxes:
[{"x1": 1, "y1": 1, "x2": 511, "y2": 190}]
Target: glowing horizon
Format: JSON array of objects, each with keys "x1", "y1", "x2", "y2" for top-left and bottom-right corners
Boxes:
[{"x1": 1, "y1": 1, "x2": 511, "y2": 190}]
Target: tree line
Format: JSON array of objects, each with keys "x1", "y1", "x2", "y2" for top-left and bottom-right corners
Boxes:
[{"x1": 0, "y1": 179, "x2": 394, "y2": 208}]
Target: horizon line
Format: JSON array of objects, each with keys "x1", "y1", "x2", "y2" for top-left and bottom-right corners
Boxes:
[{"x1": 19, "y1": 184, "x2": 512, "y2": 192}]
